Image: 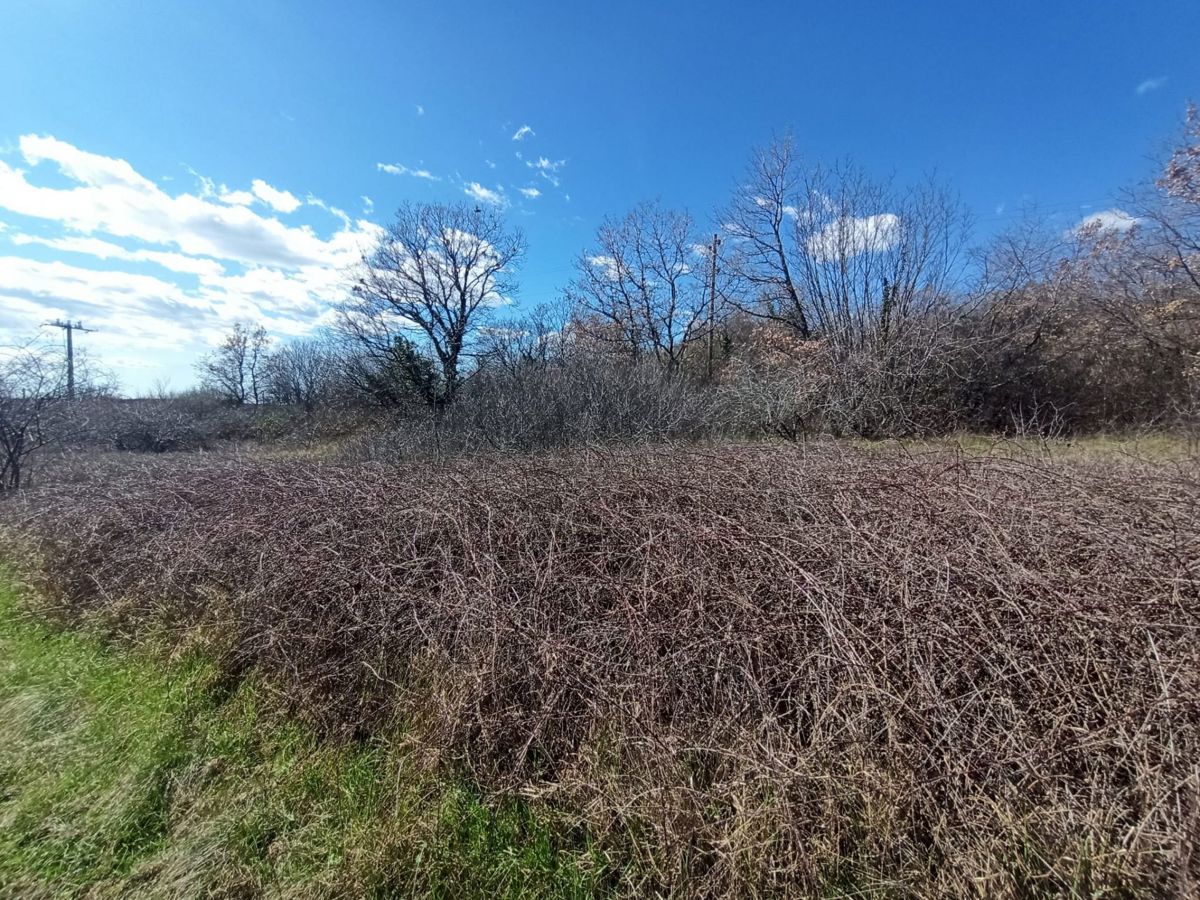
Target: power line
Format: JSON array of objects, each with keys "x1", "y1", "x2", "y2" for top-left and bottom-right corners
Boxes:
[{"x1": 43, "y1": 319, "x2": 96, "y2": 401}]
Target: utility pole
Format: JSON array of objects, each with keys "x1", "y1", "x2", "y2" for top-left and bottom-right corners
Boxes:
[
  {"x1": 43, "y1": 319, "x2": 95, "y2": 401},
  {"x1": 706, "y1": 233, "x2": 721, "y2": 380}
]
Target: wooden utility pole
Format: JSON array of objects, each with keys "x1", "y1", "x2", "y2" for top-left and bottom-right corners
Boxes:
[
  {"x1": 706, "y1": 233, "x2": 721, "y2": 380},
  {"x1": 44, "y1": 319, "x2": 95, "y2": 401}
]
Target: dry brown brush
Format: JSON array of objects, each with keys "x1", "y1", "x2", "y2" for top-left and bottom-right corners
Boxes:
[{"x1": 6, "y1": 446, "x2": 1200, "y2": 897}]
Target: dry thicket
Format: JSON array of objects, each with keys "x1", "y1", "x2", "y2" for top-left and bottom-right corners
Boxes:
[{"x1": 7, "y1": 446, "x2": 1200, "y2": 896}]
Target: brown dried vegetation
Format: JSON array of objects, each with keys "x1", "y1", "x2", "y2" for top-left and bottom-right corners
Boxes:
[{"x1": 8, "y1": 445, "x2": 1200, "y2": 896}]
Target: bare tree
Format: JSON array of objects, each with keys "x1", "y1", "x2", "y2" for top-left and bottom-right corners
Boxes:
[
  {"x1": 720, "y1": 135, "x2": 812, "y2": 336},
  {"x1": 1159, "y1": 102, "x2": 1200, "y2": 209},
  {"x1": 0, "y1": 339, "x2": 88, "y2": 491},
  {"x1": 475, "y1": 303, "x2": 571, "y2": 379},
  {"x1": 802, "y1": 166, "x2": 969, "y2": 350},
  {"x1": 1146, "y1": 104, "x2": 1200, "y2": 425},
  {"x1": 197, "y1": 322, "x2": 271, "y2": 405},
  {"x1": 1123, "y1": 103, "x2": 1200, "y2": 303},
  {"x1": 340, "y1": 201, "x2": 525, "y2": 409},
  {"x1": 264, "y1": 337, "x2": 338, "y2": 413},
  {"x1": 723, "y1": 141, "x2": 971, "y2": 352},
  {"x1": 567, "y1": 201, "x2": 713, "y2": 376}
]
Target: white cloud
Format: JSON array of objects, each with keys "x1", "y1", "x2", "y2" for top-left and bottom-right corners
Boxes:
[
  {"x1": 251, "y1": 179, "x2": 301, "y2": 214},
  {"x1": 305, "y1": 195, "x2": 352, "y2": 229},
  {"x1": 519, "y1": 186, "x2": 541, "y2": 199},
  {"x1": 587, "y1": 255, "x2": 622, "y2": 280},
  {"x1": 10, "y1": 234, "x2": 225, "y2": 278},
  {"x1": 528, "y1": 156, "x2": 564, "y2": 172},
  {"x1": 464, "y1": 182, "x2": 506, "y2": 206},
  {"x1": 217, "y1": 188, "x2": 256, "y2": 206},
  {"x1": 0, "y1": 138, "x2": 369, "y2": 270},
  {"x1": 0, "y1": 134, "x2": 384, "y2": 391},
  {"x1": 361, "y1": 195, "x2": 374, "y2": 213},
  {"x1": 207, "y1": 180, "x2": 301, "y2": 215},
  {"x1": 753, "y1": 195, "x2": 800, "y2": 220},
  {"x1": 512, "y1": 125, "x2": 535, "y2": 141},
  {"x1": 1136, "y1": 76, "x2": 1168, "y2": 95},
  {"x1": 20, "y1": 134, "x2": 156, "y2": 191},
  {"x1": 1075, "y1": 208, "x2": 1140, "y2": 234},
  {"x1": 0, "y1": 255, "x2": 206, "y2": 348},
  {"x1": 807, "y1": 213, "x2": 901, "y2": 262},
  {"x1": 376, "y1": 161, "x2": 439, "y2": 181},
  {"x1": 0, "y1": 249, "x2": 364, "y2": 361},
  {"x1": 526, "y1": 156, "x2": 565, "y2": 187},
  {"x1": 415, "y1": 104, "x2": 425, "y2": 116}
]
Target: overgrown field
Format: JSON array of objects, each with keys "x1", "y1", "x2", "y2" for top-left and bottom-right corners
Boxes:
[{"x1": 3, "y1": 443, "x2": 1199, "y2": 897}]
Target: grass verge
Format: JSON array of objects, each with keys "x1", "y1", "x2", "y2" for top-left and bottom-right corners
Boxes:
[{"x1": 0, "y1": 571, "x2": 603, "y2": 899}]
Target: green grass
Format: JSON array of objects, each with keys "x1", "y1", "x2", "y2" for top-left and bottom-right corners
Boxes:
[{"x1": 0, "y1": 572, "x2": 606, "y2": 899}]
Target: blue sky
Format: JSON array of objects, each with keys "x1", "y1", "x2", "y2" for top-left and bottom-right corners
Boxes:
[{"x1": 1, "y1": 0, "x2": 1197, "y2": 392}]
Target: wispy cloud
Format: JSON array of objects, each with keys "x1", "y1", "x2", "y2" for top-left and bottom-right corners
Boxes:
[
  {"x1": 527, "y1": 156, "x2": 563, "y2": 173},
  {"x1": 518, "y1": 186, "x2": 541, "y2": 199},
  {"x1": 464, "y1": 182, "x2": 507, "y2": 206},
  {"x1": 1136, "y1": 76, "x2": 1168, "y2": 95},
  {"x1": 305, "y1": 195, "x2": 351, "y2": 228},
  {"x1": 526, "y1": 156, "x2": 566, "y2": 187},
  {"x1": 376, "y1": 162, "x2": 439, "y2": 181},
  {"x1": 415, "y1": 103, "x2": 425, "y2": 115},
  {"x1": 512, "y1": 124, "x2": 535, "y2": 141}
]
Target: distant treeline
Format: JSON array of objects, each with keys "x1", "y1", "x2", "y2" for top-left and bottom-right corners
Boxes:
[
  {"x1": 191, "y1": 110, "x2": 1200, "y2": 445},
  {"x1": 4, "y1": 109, "x2": 1199, "y2": 477}
]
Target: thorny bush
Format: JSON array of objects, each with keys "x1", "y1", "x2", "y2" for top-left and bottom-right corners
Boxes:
[{"x1": 5, "y1": 445, "x2": 1199, "y2": 897}]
